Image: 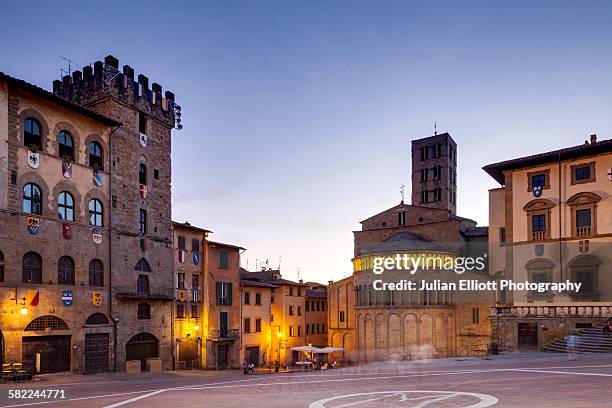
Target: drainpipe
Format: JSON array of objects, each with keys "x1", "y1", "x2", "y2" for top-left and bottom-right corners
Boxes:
[
  {"x1": 108, "y1": 124, "x2": 120, "y2": 372},
  {"x1": 558, "y1": 152, "x2": 563, "y2": 282}
]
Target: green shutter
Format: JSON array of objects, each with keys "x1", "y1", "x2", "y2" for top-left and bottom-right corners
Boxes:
[
  {"x1": 227, "y1": 282, "x2": 232, "y2": 305},
  {"x1": 216, "y1": 281, "x2": 221, "y2": 305}
]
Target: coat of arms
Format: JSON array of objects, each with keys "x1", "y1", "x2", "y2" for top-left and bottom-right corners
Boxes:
[
  {"x1": 139, "y1": 133, "x2": 148, "y2": 148},
  {"x1": 26, "y1": 217, "x2": 40, "y2": 235},
  {"x1": 140, "y1": 238, "x2": 149, "y2": 252},
  {"x1": 62, "y1": 161, "x2": 73, "y2": 178},
  {"x1": 27, "y1": 151, "x2": 40, "y2": 169},
  {"x1": 93, "y1": 170, "x2": 103, "y2": 187},
  {"x1": 534, "y1": 244, "x2": 544, "y2": 257},
  {"x1": 92, "y1": 292, "x2": 102, "y2": 307},
  {"x1": 92, "y1": 229, "x2": 103, "y2": 244},
  {"x1": 533, "y1": 185, "x2": 543, "y2": 198},
  {"x1": 193, "y1": 251, "x2": 200, "y2": 265},
  {"x1": 62, "y1": 290, "x2": 73, "y2": 306},
  {"x1": 62, "y1": 223, "x2": 72, "y2": 240},
  {"x1": 139, "y1": 184, "x2": 148, "y2": 199},
  {"x1": 178, "y1": 250, "x2": 185, "y2": 263},
  {"x1": 579, "y1": 240, "x2": 590, "y2": 254},
  {"x1": 177, "y1": 289, "x2": 187, "y2": 302}
]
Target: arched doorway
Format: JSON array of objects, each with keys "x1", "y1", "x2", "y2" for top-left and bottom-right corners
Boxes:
[
  {"x1": 84, "y1": 313, "x2": 111, "y2": 374},
  {"x1": 126, "y1": 333, "x2": 159, "y2": 371},
  {"x1": 22, "y1": 315, "x2": 71, "y2": 373}
]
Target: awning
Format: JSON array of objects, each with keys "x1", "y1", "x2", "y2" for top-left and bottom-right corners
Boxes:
[{"x1": 291, "y1": 346, "x2": 321, "y2": 353}]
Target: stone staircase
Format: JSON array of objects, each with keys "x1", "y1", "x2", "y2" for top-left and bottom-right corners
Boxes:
[{"x1": 544, "y1": 324, "x2": 612, "y2": 353}]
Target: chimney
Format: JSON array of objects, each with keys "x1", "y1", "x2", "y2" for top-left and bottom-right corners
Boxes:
[{"x1": 590, "y1": 134, "x2": 597, "y2": 144}]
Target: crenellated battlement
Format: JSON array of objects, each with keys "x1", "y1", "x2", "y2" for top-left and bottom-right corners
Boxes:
[{"x1": 53, "y1": 55, "x2": 182, "y2": 130}]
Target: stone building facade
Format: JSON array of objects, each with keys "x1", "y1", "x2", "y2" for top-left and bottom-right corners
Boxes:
[
  {"x1": 205, "y1": 241, "x2": 243, "y2": 369},
  {"x1": 239, "y1": 280, "x2": 276, "y2": 367},
  {"x1": 0, "y1": 72, "x2": 119, "y2": 374},
  {"x1": 172, "y1": 222, "x2": 208, "y2": 369},
  {"x1": 484, "y1": 134, "x2": 612, "y2": 351},
  {"x1": 52, "y1": 55, "x2": 178, "y2": 372},
  {"x1": 305, "y1": 287, "x2": 328, "y2": 349},
  {"x1": 328, "y1": 133, "x2": 492, "y2": 363}
]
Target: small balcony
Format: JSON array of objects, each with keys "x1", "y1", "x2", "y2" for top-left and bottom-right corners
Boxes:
[
  {"x1": 531, "y1": 231, "x2": 546, "y2": 241},
  {"x1": 207, "y1": 329, "x2": 239, "y2": 341},
  {"x1": 576, "y1": 226, "x2": 592, "y2": 237},
  {"x1": 115, "y1": 285, "x2": 174, "y2": 301}
]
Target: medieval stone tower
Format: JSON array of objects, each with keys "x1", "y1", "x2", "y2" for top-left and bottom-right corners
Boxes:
[
  {"x1": 53, "y1": 55, "x2": 177, "y2": 371},
  {"x1": 411, "y1": 132, "x2": 457, "y2": 214}
]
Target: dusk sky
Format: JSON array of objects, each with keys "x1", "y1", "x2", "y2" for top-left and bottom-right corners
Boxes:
[{"x1": 2, "y1": 1, "x2": 611, "y2": 283}]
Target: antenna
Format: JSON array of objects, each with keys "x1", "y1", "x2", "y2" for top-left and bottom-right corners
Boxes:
[
  {"x1": 278, "y1": 256, "x2": 282, "y2": 270},
  {"x1": 434, "y1": 121, "x2": 438, "y2": 136},
  {"x1": 60, "y1": 56, "x2": 80, "y2": 79}
]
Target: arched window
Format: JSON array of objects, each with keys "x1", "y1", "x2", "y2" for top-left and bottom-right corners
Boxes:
[
  {"x1": 25, "y1": 315, "x2": 69, "y2": 331},
  {"x1": 85, "y1": 313, "x2": 110, "y2": 325},
  {"x1": 88, "y1": 142, "x2": 103, "y2": 170},
  {"x1": 24, "y1": 118, "x2": 42, "y2": 150},
  {"x1": 22, "y1": 252, "x2": 42, "y2": 284},
  {"x1": 135, "y1": 258, "x2": 151, "y2": 272},
  {"x1": 58, "y1": 256, "x2": 75, "y2": 285},
  {"x1": 58, "y1": 131, "x2": 74, "y2": 160},
  {"x1": 23, "y1": 183, "x2": 42, "y2": 215},
  {"x1": 89, "y1": 259, "x2": 104, "y2": 287},
  {"x1": 139, "y1": 163, "x2": 147, "y2": 185},
  {"x1": 137, "y1": 303, "x2": 151, "y2": 320},
  {"x1": 88, "y1": 199, "x2": 103, "y2": 226},
  {"x1": 57, "y1": 191, "x2": 74, "y2": 221},
  {"x1": 137, "y1": 274, "x2": 149, "y2": 294},
  {"x1": 0, "y1": 251, "x2": 4, "y2": 283}
]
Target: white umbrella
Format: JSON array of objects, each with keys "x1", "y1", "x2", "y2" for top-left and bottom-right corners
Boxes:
[
  {"x1": 315, "y1": 347, "x2": 345, "y2": 353},
  {"x1": 291, "y1": 345, "x2": 321, "y2": 353}
]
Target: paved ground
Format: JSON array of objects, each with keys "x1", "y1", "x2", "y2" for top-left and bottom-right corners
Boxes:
[{"x1": 2, "y1": 352, "x2": 612, "y2": 407}]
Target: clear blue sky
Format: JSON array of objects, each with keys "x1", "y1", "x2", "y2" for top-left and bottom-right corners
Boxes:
[{"x1": 2, "y1": 1, "x2": 611, "y2": 283}]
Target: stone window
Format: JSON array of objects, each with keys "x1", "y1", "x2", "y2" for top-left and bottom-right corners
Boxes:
[
  {"x1": 23, "y1": 183, "x2": 42, "y2": 215},
  {"x1": 138, "y1": 209, "x2": 147, "y2": 235},
  {"x1": 191, "y1": 238, "x2": 199, "y2": 252},
  {"x1": 527, "y1": 169, "x2": 550, "y2": 192},
  {"x1": 88, "y1": 259, "x2": 104, "y2": 287},
  {"x1": 88, "y1": 199, "x2": 104, "y2": 227},
  {"x1": 57, "y1": 256, "x2": 75, "y2": 285},
  {"x1": 570, "y1": 162, "x2": 596, "y2": 185},
  {"x1": 244, "y1": 291, "x2": 250, "y2": 305},
  {"x1": 139, "y1": 163, "x2": 147, "y2": 185},
  {"x1": 85, "y1": 313, "x2": 110, "y2": 325},
  {"x1": 139, "y1": 112, "x2": 147, "y2": 135},
  {"x1": 289, "y1": 305, "x2": 294, "y2": 316},
  {"x1": 567, "y1": 192, "x2": 601, "y2": 238},
  {"x1": 177, "y1": 235, "x2": 186, "y2": 250},
  {"x1": 255, "y1": 292, "x2": 261, "y2": 305},
  {"x1": 58, "y1": 131, "x2": 74, "y2": 160},
  {"x1": 135, "y1": 258, "x2": 151, "y2": 272},
  {"x1": 176, "y1": 303, "x2": 185, "y2": 319},
  {"x1": 25, "y1": 315, "x2": 69, "y2": 331},
  {"x1": 137, "y1": 303, "x2": 151, "y2": 320},
  {"x1": 339, "y1": 310, "x2": 345, "y2": 323},
  {"x1": 57, "y1": 191, "x2": 74, "y2": 221},
  {"x1": 0, "y1": 251, "x2": 4, "y2": 282},
  {"x1": 191, "y1": 304, "x2": 199, "y2": 318},
  {"x1": 24, "y1": 118, "x2": 42, "y2": 150},
  {"x1": 87, "y1": 142, "x2": 104, "y2": 170},
  {"x1": 244, "y1": 318, "x2": 251, "y2": 333},
  {"x1": 137, "y1": 274, "x2": 149, "y2": 294},
  {"x1": 569, "y1": 255, "x2": 600, "y2": 301},
  {"x1": 499, "y1": 227, "x2": 506, "y2": 244},
  {"x1": 255, "y1": 318, "x2": 261, "y2": 332},
  {"x1": 219, "y1": 250, "x2": 228, "y2": 269},
  {"x1": 153, "y1": 169, "x2": 160, "y2": 180},
  {"x1": 524, "y1": 199, "x2": 554, "y2": 241},
  {"x1": 297, "y1": 306, "x2": 302, "y2": 316},
  {"x1": 472, "y1": 307, "x2": 480, "y2": 324},
  {"x1": 22, "y1": 252, "x2": 42, "y2": 284}
]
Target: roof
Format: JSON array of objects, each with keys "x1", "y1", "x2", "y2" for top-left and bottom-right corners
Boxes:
[
  {"x1": 172, "y1": 221, "x2": 211, "y2": 233},
  {"x1": 359, "y1": 231, "x2": 452, "y2": 256},
  {"x1": 0, "y1": 72, "x2": 121, "y2": 127},
  {"x1": 240, "y1": 280, "x2": 279, "y2": 289},
  {"x1": 208, "y1": 241, "x2": 245, "y2": 251},
  {"x1": 359, "y1": 202, "x2": 450, "y2": 224},
  {"x1": 463, "y1": 226, "x2": 489, "y2": 237},
  {"x1": 483, "y1": 138, "x2": 612, "y2": 185},
  {"x1": 306, "y1": 289, "x2": 327, "y2": 298}
]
